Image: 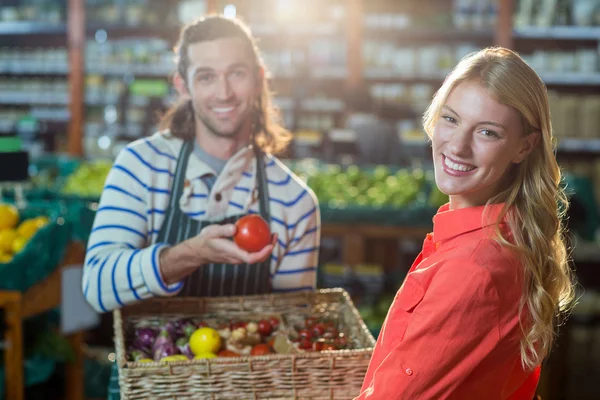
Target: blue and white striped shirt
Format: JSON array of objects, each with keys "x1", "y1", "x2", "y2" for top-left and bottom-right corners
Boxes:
[{"x1": 82, "y1": 131, "x2": 320, "y2": 313}]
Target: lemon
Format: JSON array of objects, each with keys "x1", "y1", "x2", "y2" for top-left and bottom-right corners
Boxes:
[
  {"x1": 11, "y1": 236, "x2": 28, "y2": 254},
  {"x1": 138, "y1": 358, "x2": 154, "y2": 363},
  {"x1": 17, "y1": 220, "x2": 39, "y2": 240},
  {"x1": 189, "y1": 327, "x2": 222, "y2": 355},
  {"x1": 34, "y1": 216, "x2": 49, "y2": 228},
  {"x1": 0, "y1": 229, "x2": 17, "y2": 253},
  {"x1": 0, "y1": 204, "x2": 19, "y2": 230},
  {"x1": 194, "y1": 352, "x2": 217, "y2": 359},
  {"x1": 159, "y1": 355, "x2": 189, "y2": 362},
  {"x1": 0, "y1": 252, "x2": 13, "y2": 264}
]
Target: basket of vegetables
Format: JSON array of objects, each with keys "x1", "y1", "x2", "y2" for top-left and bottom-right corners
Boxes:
[{"x1": 114, "y1": 288, "x2": 375, "y2": 399}]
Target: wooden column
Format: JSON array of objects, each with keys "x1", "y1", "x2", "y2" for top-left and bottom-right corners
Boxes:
[
  {"x1": 345, "y1": 0, "x2": 363, "y2": 91},
  {"x1": 67, "y1": 0, "x2": 85, "y2": 156},
  {"x1": 495, "y1": 0, "x2": 514, "y2": 49},
  {"x1": 1, "y1": 292, "x2": 24, "y2": 400},
  {"x1": 207, "y1": 0, "x2": 218, "y2": 14}
]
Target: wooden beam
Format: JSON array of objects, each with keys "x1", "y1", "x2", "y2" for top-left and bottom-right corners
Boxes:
[
  {"x1": 345, "y1": 0, "x2": 363, "y2": 90},
  {"x1": 207, "y1": 0, "x2": 218, "y2": 14},
  {"x1": 495, "y1": 0, "x2": 514, "y2": 49},
  {"x1": 67, "y1": 0, "x2": 85, "y2": 156}
]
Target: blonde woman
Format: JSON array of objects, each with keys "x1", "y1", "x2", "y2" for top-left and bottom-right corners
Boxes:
[{"x1": 355, "y1": 47, "x2": 575, "y2": 400}]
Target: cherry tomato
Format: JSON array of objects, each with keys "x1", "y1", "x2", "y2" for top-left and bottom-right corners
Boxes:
[
  {"x1": 322, "y1": 343, "x2": 337, "y2": 351},
  {"x1": 298, "y1": 338, "x2": 313, "y2": 350},
  {"x1": 250, "y1": 344, "x2": 273, "y2": 356},
  {"x1": 218, "y1": 350, "x2": 241, "y2": 357},
  {"x1": 268, "y1": 316, "x2": 280, "y2": 330},
  {"x1": 258, "y1": 320, "x2": 273, "y2": 336},
  {"x1": 312, "y1": 323, "x2": 326, "y2": 338},
  {"x1": 230, "y1": 321, "x2": 247, "y2": 330},
  {"x1": 233, "y1": 215, "x2": 271, "y2": 252},
  {"x1": 298, "y1": 329, "x2": 312, "y2": 340},
  {"x1": 313, "y1": 339, "x2": 326, "y2": 352}
]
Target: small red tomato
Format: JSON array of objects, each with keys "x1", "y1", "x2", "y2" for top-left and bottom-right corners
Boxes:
[
  {"x1": 197, "y1": 321, "x2": 208, "y2": 328},
  {"x1": 250, "y1": 344, "x2": 273, "y2": 356},
  {"x1": 268, "y1": 316, "x2": 280, "y2": 330},
  {"x1": 313, "y1": 339, "x2": 326, "y2": 352},
  {"x1": 230, "y1": 321, "x2": 247, "y2": 330},
  {"x1": 312, "y1": 323, "x2": 326, "y2": 338},
  {"x1": 218, "y1": 350, "x2": 241, "y2": 357},
  {"x1": 299, "y1": 338, "x2": 313, "y2": 350},
  {"x1": 258, "y1": 320, "x2": 273, "y2": 336},
  {"x1": 234, "y1": 215, "x2": 271, "y2": 252},
  {"x1": 334, "y1": 334, "x2": 348, "y2": 349},
  {"x1": 322, "y1": 343, "x2": 337, "y2": 351},
  {"x1": 298, "y1": 329, "x2": 312, "y2": 340}
]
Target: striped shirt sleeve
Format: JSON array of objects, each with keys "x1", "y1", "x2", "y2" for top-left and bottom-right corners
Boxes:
[
  {"x1": 81, "y1": 145, "x2": 183, "y2": 313},
  {"x1": 271, "y1": 187, "x2": 320, "y2": 293}
]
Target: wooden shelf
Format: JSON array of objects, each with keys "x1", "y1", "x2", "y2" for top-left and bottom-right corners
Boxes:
[
  {"x1": 0, "y1": 21, "x2": 67, "y2": 36},
  {"x1": 364, "y1": 27, "x2": 495, "y2": 42},
  {"x1": 540, "y1": 72, "x2": 600, "y2": 86},
  {"x1": 557, "y1": 138, "x2": 600, "y2": 154},
  {"x1": 0, "y1": 241, "x2": 86, "y2": 400},
  {"x1": 514, "y1": 26, "x2": 600, "y2": 40}
]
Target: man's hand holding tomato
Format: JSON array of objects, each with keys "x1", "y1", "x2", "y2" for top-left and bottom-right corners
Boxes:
[{"x1": 159, "y1": 215, "x2": 276, "y2": 285}]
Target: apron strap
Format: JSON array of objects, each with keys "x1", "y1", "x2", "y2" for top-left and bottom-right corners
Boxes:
[
  {"x1": 254, "y1": 146, "x2": 271, "y2": 225},
  {"x1": 157, "y1": 140, "x2": 193, "y2": 245}
]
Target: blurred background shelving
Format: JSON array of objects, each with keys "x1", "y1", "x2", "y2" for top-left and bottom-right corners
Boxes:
[{"x1": 1, "y1": 0, "x2": 600, "y2": 399}]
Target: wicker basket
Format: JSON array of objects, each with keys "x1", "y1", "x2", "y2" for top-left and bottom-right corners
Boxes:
[{"x1": 114, "y1": 288, "x2": 376, "y2": 399}]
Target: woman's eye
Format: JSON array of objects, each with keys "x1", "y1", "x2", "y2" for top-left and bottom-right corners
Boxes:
[
  {"x1": 481, "y1": 129, "x2": 499, "y2": 138},
  {"x1": 442, "y1": 115, "x2": 457, "y2": 124}
]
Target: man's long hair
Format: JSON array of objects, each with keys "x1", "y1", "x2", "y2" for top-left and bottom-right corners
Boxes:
[{"x1": 158, "y1": 15, "x2": 291, "y2": 154}]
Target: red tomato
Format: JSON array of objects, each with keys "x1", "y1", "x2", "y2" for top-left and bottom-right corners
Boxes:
[
  {"x1": 298, "y1": 338, "x2": 313, "y2": 350},
  {"x1": 298, "y1": 329, "x2": 312, "y2": 340},
  {"x1": 230, "y1": 321, "x2": 247, "y2": 330},
  {"x1": 312, "y1": 323, "x2": 326, "y2": 338},
  {"x1": 258, "y1": 320, "x2": 273, "y2": 336},
  {"x1": 313, "y1": 339, "x2": 326, "y2": 352},
  {"x1": 268, "y1": 316, "x2": 280, "y2": 330},
  {"x1": 218, "y1": 350, "x2": 241, "y2": 357},
  {"x1": 234, "y1": 215, "x2": 271, "y2": 252},
  {"x1": 250, "y1": 344, "x2": 273, "y2": 356},
  {"x1": 322, "y1": 343, "x2": 337, "y2": 351}
]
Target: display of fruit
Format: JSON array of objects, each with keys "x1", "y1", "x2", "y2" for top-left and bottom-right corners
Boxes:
[
  {"x1": 0, "y1": 204, "x2": 49, "y2": 264},
  {"x1": 358, "y1": 293, "x2": 395, "y2": 334},
  {"x1": 126, "y1": 314, "x2": 351, "y2": 363},
  {"x1": 289, "y1": 316, "x2": 349, "y2": 352},
  {"x1": 60, "y1": 159, "x2": 112, "y2": 198},
  {"x1": 234, "y1": 214, "x2": 271, "y2": 253},
  {"x1": 292, "y1": 162, "x2": 448, "y2": 209}
]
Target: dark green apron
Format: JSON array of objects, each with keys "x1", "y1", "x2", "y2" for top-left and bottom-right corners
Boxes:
[{"x1": 108, "y1": 140, "x2": 272, "y2": 399}]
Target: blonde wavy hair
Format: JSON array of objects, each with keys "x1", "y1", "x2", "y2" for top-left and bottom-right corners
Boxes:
[{"x1": 422, "y1": 47, "x2": 575, "y2": 370}]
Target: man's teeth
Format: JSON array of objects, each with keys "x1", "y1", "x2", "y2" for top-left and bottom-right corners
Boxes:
[
  {"x1": 444, "y1": 156, "x2": 475, "y2": 172},
  {"x1": 213, "y1": 107, "x2": 234, "y2": 113}
]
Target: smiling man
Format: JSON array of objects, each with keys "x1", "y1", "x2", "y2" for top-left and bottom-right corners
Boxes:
[{"x1": 83, "y1": 16, "x2": 320, "y2": 398}]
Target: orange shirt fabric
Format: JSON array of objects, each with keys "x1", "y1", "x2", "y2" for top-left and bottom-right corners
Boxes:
[{"x1": 355, "y1": 203, "x2": 540, "y2": 400}]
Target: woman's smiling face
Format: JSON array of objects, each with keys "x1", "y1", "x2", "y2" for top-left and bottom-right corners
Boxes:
[{"x1": 432, "y1": 80, "x2": 538, "y2": 210}]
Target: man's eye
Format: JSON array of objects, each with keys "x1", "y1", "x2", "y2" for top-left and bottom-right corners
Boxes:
[{"x1": 197, "y1": 74, "x2": 214, "y2": 82}]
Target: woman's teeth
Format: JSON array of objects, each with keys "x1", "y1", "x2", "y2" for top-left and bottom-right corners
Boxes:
[
  {"x1": 213, "y1": 106, "x2": 235, "y2": 114},
  {"x1": 444, "y1": 156, "x2": 475, "y2": 172}
]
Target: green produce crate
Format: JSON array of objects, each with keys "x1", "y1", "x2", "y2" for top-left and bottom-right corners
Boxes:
[{"x1": 0, "y1": 201, "x2": 72, "y2": 292}]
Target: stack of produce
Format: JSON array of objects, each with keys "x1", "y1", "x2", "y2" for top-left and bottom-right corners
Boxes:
[{"x1": 0, "y1": 203, "x2": 49, "y2": 263}]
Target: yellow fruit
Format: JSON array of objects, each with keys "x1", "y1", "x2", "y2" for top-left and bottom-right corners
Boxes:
[
  {"x1": 0, "y1": 252, "x2": 13, "y2": 263},
  {"x1": 0, "y1": 204, "x2": 19, "y2": 230},
  {"x1": 11, "y1": 236, "x2": 28, "y2": 254},
  {"x1": 34, "y1": 216, "x2": 49, "y2": 227},
  {"x1": 0, "y1": 229, "x2": 17, "y2": 253},
  {"x1": 159, "y1": 355, "x2": 189, "y2": 362},
  {"x1": 138, "y1": 358, "x2": 154, "y2": 363},
  {"x1": 194, "y1": 352, "x2": 217, "y2": 359},
  {"x1": 189, "y1": 327, "x2": 222, "y2": 355},
  {"x1": 17, "y1": 220, "x2": 39, "y2": 240}
]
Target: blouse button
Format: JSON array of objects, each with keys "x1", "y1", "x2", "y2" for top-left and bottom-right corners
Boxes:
[
  {"x1": 405, "y1": 368, "x2": 413, "y2": 376},
  {"x1": 215, "y1": 193, "x2": 222, "y2": 202}
]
